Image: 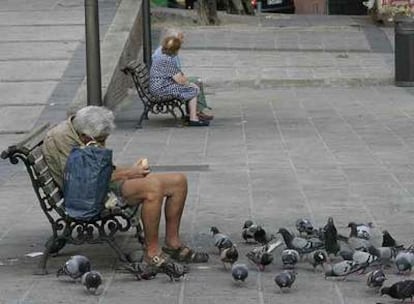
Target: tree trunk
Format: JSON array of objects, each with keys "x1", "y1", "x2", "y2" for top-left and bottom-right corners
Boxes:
[
  {"x1": 197, "y1": 0, "x2": 220, "y2": 25},
  {"x1": 227, "y1": 0, "x2": 255, "y2": 14}
]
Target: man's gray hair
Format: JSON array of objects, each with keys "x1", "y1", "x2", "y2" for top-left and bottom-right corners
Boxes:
[{"x1": 72, "y1": 106, "x2": 115, "y2": 138}]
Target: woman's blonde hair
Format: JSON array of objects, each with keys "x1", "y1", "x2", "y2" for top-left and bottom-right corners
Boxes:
[{"x1": 161, "y1": 36, "x2": 181, "y2": 56}]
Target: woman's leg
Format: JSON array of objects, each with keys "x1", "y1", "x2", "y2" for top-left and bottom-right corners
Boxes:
[
  {"x1": 188, "y1": 77, "x2": 210, "y2": 112},
  {"x1": 188, "y1": 97, "x2": 198, "y2": 121}
]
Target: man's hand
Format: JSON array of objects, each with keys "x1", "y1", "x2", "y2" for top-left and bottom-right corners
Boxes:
[
  {"x1": 132, "y1": 158, "x2": 150, "y2": 177},
  {"x1": 129, "y1": 165, "x2": 150, "y2": 178}
]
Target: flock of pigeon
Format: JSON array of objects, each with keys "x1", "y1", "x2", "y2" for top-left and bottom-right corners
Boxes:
[
  {"x1": 55, "y1": 217, "x2": 414, "y2": 300},
  {"x1": 57, "y1": 255, "x2": 103, "y2": 294},
  {"x1": 211, "y1": 218, "x2": 414, "y2": 302}
]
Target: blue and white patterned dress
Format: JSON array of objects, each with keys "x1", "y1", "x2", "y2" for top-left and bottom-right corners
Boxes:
[{"x1": 149, "y1": 53, "x2": 199, "y2": 101}]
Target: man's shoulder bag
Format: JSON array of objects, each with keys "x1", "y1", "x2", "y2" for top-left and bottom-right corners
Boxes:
[{"x1": 63, "y1": 143, "x2": 113, "y2": 221}]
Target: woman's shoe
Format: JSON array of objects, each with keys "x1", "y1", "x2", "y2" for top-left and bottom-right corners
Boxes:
[
  {"x1": 198, "y1": 112, "x2": 214, "y2": 121},
  {"x1": 188, "y1": 120, "x2": 209, "y2": 127}
]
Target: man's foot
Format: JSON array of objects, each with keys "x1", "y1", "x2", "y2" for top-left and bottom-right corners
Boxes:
[{"x1": 162, "y1": 245, "x2": 209, "y2": 263}]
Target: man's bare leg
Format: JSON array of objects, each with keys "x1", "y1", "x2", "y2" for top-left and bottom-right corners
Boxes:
[
  {"x1": 121, "y1": 173, "x2": 187, "y2": 258},
  {"x1": 162, "y1": 173, "x2": 187, "y2": 249}
]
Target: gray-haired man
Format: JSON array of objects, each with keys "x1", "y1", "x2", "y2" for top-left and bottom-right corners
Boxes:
[{"x1": 42, "y1": 106, "x2": 209, "y2": 277}]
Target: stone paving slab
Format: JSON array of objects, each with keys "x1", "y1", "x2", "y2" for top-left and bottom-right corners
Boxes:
[
  {"x1": 0, "y1": 42, "x2": 79, "y2": 60},
  {"x1": 1, "y1": 4, "x2": 414, "y2": 304}
]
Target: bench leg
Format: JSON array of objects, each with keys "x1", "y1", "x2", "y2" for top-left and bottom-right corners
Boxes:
[
  {"x1": 135, "y1": 218, "x2": 145, "y2": 246},
  {"x1": 35, "y1": 252, "x2": 50, "y2": 275},
  {"x1": 34, "y1": 235, "x2": 68, "y2": 275},
  {"x1": 136, "y1": 107, "x2": 149, "y2": 129},
  {"x1": 105, "y1": 238, "x2": 130, "y2": 263}
]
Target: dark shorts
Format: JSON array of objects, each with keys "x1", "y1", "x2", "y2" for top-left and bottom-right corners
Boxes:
[{"x1": 109, "y1": 180, "x2": 124, "y2": 197}]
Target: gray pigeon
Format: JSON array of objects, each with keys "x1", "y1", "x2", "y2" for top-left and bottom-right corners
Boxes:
[
  {"x1": 295, "y1": 218, "x2": 315, "y2": 236},
  {"x1": 352, "y1": 250, "x2": 379, "y2": 270},
  {"x1": 381, "y1": 280, "x2": 414, "y2": 301},
  {"x1": 246, "y1": 239, "x2": 284, "y2": 271},
  {"x1": 81, "y1": 271, "x2": 103, "y2": 294},
  {"x1": 274, "y1": 270, "x2": 296, "y2": 292},
  {"x1": 278, "y1": 228, "x2": 324, "y2": 254},
  {"x1": 241, "y1": 220, "x2": 256, "y2": 243},
  {"x1": 347, "y1": 222, "x2": 371, "y2": 252},
  {"x1": 324, "y1": 260, "x2": 366, "y2": 278},
  {"x1": 281, "y1": 249, "x2": 300, "y2": 269},
  {"x1": 395, "y1": 249, "x2": 414, "y2": 274},
  {"x1": 231, "y1": 263, "x2": 249, "y2": 283},
  {"x1": 366, "y1": 269, "x2": 386, "y2": 289},
  {"x1": 57, "y1": 255, "x2": 91, "y2": 279},
  {"x1": 368, "y1": 245, "x2": 399, "y2": 265},
  {"x1": 303, "y1": 250, "x2": 328, "y2": 271},
  {"x1": 348, "y1": 222, "x2": 373, "y2": 240},
  {"x1": 211, "y1": 226, "x2": 233, "y2": 251},
  {"x1": 220, "y1": 245, "x2": 239, "y2": 269}
]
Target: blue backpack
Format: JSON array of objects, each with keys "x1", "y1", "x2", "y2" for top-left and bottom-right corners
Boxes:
[{"x1": 63, "y1": 144, "x2": 113, "y2": 221}]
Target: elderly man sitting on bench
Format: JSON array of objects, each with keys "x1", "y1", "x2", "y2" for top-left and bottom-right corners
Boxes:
[{"x1": 41, "y1": 105, "x2": 209, "y2": 278}]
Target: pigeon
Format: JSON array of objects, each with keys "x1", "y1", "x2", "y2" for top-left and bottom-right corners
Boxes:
[
  {"x1": 366, "y1": 269, "x2": 386, "y2": 289},
  {"x1": 323, "y1": 217, "x2": 340, "y2": 257},
  {"x1": 381, "y1": 280, "x2": 414, "y2": 302},
  {"x1": 381, "y1": 230, "x2": 403, "y2": 248},
  {"x1": 81, "y1": 271, "x2": 103, "y2": 294},
  {"x1": 57, "y1": 255, "x2": 91, "y2": 279},
  {"x1": 303, "y1": 250, "x2": 328, "y2": 271},
  {"x1": 220, "y1": 245, "x2": 239, "y2": 269},
  {"x1": 246, "y1": 239, "x2": 284, "y2": 271},
  {"x1": 281, "y1": 249, "x2": 300, "y2": 269},
  {"x1": 324, "y1": 260, "x2": 367, "y2": 278},
  {"x1": 338, "y1": 248, "x2": 354, "y2": 261},
  {"x1": 347, "y1": 222, "x2": 371, "y2": 252},
  {"x1": 210, "y1": 226, "x2": 234, "y2": 251},
  {"x1": 241, "y1": 220, "x2": 256, "y2": 243},
  {"x1": 274, "y1": 270, "x2": 296, "y2": 292},
  {"x1": 278, "y1": 228, "x2": 324, "y2": 254},
  {"x1": 368, "y1": 245, "x2": 399, "y2": 265},
  {"x1": 395, "y1": 249, "x2": 414, "y2": 274},
  {"x1": 295, "y1": 218, "x2": 315, "y2": 236},
  {"x1": 353, "y1": 222, "x2": 373, "y2": 240},
  {"x1": 120, "y1": 261, "x2": 159, "y2": 281},
  {"x1": 231, "y1": 263, "x2": 249, "y2": 283},
  {"x1": 253, "y1": 226, "x2": 274, "y2": 245},
  {"x1": 352, "y1": 250, "x2": 379, "y2": 270}
]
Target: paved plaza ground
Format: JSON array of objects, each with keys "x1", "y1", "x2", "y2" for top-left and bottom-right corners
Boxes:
[{"x1": 0, "y1": 1, "x2": 413, "y2": 304}]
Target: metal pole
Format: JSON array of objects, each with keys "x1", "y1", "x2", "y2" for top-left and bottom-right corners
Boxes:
[
  {"x1": 142, "y1": 0, "x2": 152, "y2": 67},
  {"x1": 85, "y1": 0, "x2": 102, "y2": 106}
]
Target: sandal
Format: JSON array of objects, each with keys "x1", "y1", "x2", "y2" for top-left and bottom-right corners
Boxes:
[
  {"x1": 143, "y1": 252, "x2": 187, "y2": 281},
  {"x1": 162, "y1": 246, "x2": 209, "y2": 263}
]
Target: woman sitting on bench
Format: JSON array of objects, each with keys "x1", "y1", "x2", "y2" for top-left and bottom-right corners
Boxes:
[{"x1": 149, "y1": 36, "x2": 210, "y2": 127}]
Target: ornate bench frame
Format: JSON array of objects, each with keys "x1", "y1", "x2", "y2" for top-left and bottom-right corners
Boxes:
[
  {"x1": 122, "y1": 61, "x2": 187, "y2": 128},
  {"x1": 1, "y1": 123, "x2": 143, "y2": 275}
]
